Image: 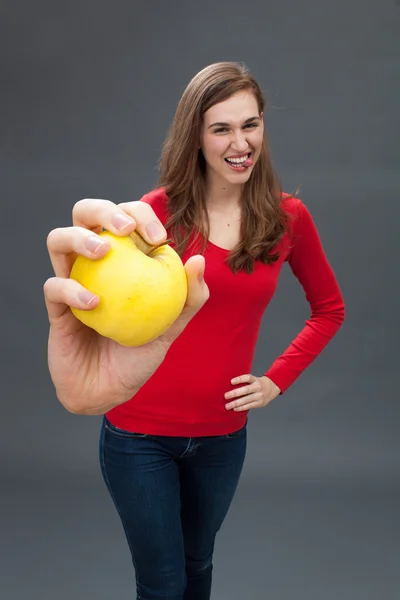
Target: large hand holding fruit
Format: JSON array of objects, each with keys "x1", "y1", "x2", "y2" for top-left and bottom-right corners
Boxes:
[
  {"x1": 43, "y1": 198, "x2": 209, "y2": 416},
  {"x1": 70, "y1": 230, "x2": 188, "y2": 346}
]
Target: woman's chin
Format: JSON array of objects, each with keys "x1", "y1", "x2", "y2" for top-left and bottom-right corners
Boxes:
[
  {"x1": 223, "y1": 169, "x2": 253, "y2": 184},
  {"x1": 206, "y1": 165, "x2": 253, "y2": 190}
]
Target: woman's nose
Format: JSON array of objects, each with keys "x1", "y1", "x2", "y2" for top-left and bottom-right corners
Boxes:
[{"x1": 231, "y1": 132, "x2": 249, "y2": 152}]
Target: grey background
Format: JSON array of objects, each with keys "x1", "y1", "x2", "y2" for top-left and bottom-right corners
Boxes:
[{"x1": 1, "y1": 0, "x2": 399, "y2": 598}]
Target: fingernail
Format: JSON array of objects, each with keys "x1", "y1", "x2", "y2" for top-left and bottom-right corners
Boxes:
[
  {"x1": 78, "y1": 290, "x2": 97, "y2": 306},
  {"x1": 112, "y1": 213, "x2": 135, "y2": 231},
  {"x1": 146, "y1": 222, "x2": 166, "y2": 243},
  {"x1": 86, "y1": 236, "x2": 107, "y2": 254}
]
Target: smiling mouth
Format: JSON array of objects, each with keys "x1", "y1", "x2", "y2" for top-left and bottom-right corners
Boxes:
[{"x1": 224, "y1": 152, "x2": 251, "y2": 166}]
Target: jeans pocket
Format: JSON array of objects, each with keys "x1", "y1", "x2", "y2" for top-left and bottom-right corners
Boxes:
[{"x1": 104, "y1": 418, "x2": 148, "y2": 440}]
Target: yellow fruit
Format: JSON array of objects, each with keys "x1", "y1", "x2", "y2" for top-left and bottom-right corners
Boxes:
[{"x1": 70, "y1": 230, "x2": 187, "y2": 346}]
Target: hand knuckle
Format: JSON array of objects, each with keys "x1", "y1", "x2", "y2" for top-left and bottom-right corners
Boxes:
[
  {"x1": 118, "y1": 199, "x2": 140, "y2": 211},
  {"x1": 116, "y1": 200, "x2": 131, "y2": 211},
  {"x1": 43, "y1": 277, "x2": 57, "y2": 297},
  {"x1": 134, "y1": 201, "x2": 157, "y2": 221},
  {"x1": 73, "y1": 198, "x2": 90, "y2": 213},
  {"x1": 72, "y1": 199, "x2": 86, "y2": 222},
  {"x1": 43, "y1": 278, "x2": 51, "y2": 296},
  {"x1": 117, "y1": 200, "x2": 156, "y2": 225},
  {"x1": 46, "y1": 230, "x2": 56, "y2": 249},
  {"x1": 46, "y1": 228, "x2": 63, "y2": 250},
  {"x1": 73, "y1": 198, "x2": 114, "y2": 218}
]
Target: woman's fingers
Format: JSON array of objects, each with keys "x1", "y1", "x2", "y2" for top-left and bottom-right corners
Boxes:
[
  {"x1": 47, "y1": 227, "x2": 111, "y2": 278},
  {"x1": 49, "y1": 196, "x2": 135, "y2": 279},
  {"x1": 72, "y1": 198, "x2": 167, "y2": 245},
  {"x1": 72, "y1": 198, "x2": 136, "y2": 234},
  {"x1": 47, "y1": 198, "x2": 168, "y2": 278},
  {"x1": 160, "y1": 255, "x2": 209, "y2": 345},
  {"x1": 118, "y1": 201, "x2": 168, "y2": 245},
  {"x1": 43, "y1": 277, "x2": 99, "y2": 323},
  {"x1": 184, "y1": 255, "x2": 209, "y2": 309}
]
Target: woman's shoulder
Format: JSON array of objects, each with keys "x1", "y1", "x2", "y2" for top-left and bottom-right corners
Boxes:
[
  {"x1": 281, "y1": 192, "x2": 303, "y2": 216},
  {"x1": 281, "y1": 192, "x2": 315, "y2": 232},
  {"x1": 279, "y1": 193, "x2": 317, "y2": 250}
]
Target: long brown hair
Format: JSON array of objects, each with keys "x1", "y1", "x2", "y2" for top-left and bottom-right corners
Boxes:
[{"x1": 157, "y1": 61, "x2": 294, "y2": 274}]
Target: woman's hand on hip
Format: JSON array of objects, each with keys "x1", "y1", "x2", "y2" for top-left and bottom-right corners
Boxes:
[{"x1": 224, "y1": 375, "x2": 281, "y2": 412}]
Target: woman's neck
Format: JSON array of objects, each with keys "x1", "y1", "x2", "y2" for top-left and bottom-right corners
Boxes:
[{"x1": 205, "y1": 180, "x2": 242, "y2": 212}]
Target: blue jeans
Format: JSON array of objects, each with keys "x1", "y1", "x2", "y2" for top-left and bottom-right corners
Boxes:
[{"x1": 99, "y1": 416, "x2": 247, "y2": 600}]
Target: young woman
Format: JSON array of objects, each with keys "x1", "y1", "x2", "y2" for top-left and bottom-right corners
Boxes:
[{"x1": 44, "y1": 62, "x2": 345, "y2": 600}]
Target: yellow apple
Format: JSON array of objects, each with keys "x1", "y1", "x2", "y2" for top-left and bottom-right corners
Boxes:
[{"x1": 69, "y1": 230, "x2": 188, "y2": 346}]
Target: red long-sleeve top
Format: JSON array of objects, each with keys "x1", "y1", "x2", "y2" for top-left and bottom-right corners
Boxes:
[{"x1": 106, "y1": 188, "x2": 345, "y2": 437}]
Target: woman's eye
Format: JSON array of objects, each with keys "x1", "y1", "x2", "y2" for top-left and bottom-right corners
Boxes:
[{"x1": 213, "y1": 123, "x2": 258, "y2": 134}]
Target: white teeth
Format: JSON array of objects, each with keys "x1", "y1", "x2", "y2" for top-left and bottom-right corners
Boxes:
[{"x1": 226, "y1": 155, "x2": 247, "y2": 164}]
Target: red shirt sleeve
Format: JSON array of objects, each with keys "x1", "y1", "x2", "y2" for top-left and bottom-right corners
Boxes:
[{"x1": 264, "y1": 199, "x2": 346, "y2": 393}]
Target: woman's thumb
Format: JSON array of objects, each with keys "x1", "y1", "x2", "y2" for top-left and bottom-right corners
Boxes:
[
  {"x1": 159, "y1": 255, "x2": 209, "y2": 345},
  {"x1": 184, "y1": 255, "x2": 208, "y2": 307}
]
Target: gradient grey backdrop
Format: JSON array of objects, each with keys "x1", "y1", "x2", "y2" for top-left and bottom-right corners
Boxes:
[{"x1": 1, "y1": 1, "x2": 399, "y2": 598}]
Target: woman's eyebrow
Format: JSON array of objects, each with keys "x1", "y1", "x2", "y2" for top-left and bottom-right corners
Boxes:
[{"x1": 208, "y1": 116, "x2": 260, "y2": 129}]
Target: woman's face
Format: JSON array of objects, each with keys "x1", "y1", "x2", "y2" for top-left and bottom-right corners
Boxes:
[{"x1": 200, "y1": 90, "x2": 264, "y2": 190}]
